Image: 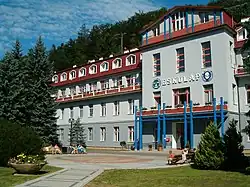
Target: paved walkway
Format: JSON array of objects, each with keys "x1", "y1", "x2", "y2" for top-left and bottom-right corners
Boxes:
[{"x1": 16, "y1": 151, "x2": 188, "y2": 187}]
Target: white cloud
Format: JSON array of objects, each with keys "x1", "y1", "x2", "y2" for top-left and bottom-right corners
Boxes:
[{"x1": 0, "y1": 0, "x2": 162, "y2": 55}]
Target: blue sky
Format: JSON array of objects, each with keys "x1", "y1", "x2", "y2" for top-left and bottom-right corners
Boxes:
[{"x1": 0, "y1": 0, "x2": 208, "y2": 57}]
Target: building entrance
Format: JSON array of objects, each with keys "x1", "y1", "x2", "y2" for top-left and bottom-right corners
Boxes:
[{"x1": 175, "y1": 122, "x2": 190, "y2": 149}]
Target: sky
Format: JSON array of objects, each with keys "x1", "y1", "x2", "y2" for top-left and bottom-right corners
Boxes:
[{"x1": 0, "y1": 0, "x2": 208, "y2": 57}]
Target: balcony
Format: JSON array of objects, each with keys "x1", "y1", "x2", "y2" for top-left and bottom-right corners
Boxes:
[
  {"x1": 138, "y1": 104, "x2": 228, "y2": 116},
  {"x1": 56, "y1": 84, "x2": 141, "y2": 103},
  {"x1": 234, "y1": 65, "x2": 249, "y2": 76}
]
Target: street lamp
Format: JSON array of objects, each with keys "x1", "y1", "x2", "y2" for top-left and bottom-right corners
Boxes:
[{"x1": 68, "y1": 118, "x2": 75, "y2": 146}]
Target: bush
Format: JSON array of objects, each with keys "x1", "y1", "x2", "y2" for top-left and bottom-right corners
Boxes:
[
  {"x1": 246, "y1": 167, "x2": 250, "y2": 175},
  {"x1": 0, "y1": 119, "x2": 43, "y2": 166},
  {"x1": 223, "y1": 119, "x2": 249, "y2": 171},
  {"x1": 194, "y1": 122, "x2": 224, "y2": 170},
  {"x1": 120, "y1": 141, "x2": 126, "y2": 149}
]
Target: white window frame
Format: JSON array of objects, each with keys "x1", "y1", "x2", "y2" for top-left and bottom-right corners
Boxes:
[
  {"x1": 113, "y1": 101, "x2": 120, "y2": 116},
  {"x1": 89, "y1": 65, "x2": 97, "y2": 75},
  {"x1": 126, "y1": 54, "x2": 136, "y2": 66},
  {"x1": 128, "y1": 126, "x2": 134, "y2": 142},
  {"x1": 176, "y1": 47, "x2": 185, "y2": 73},
  {"x1": 246, "y1": 85, "x2": 250, "y2": 104},
  {"x1": 204, "y1": 84, "x2": 213, "y2": 104},
  {"x1": 128, "y1": 99, "x2": 134, "y2": 115},
  {"x1": 100, "y1": 103, "x2": 106, "y2": 117},
  {"x1": 60, "y1": 108, "x2": 64, "y2": 120},
  {"x1": 79, "y1": 67, "x2": 86, "y2": 77},
  {"x1": 100, "y1": 127, "x2": 106, "y2": 141},
  {"x1": 88, "y1": 127, "x2": 93, "y2": 141},
  {"x1": 70, "y1": 107, "x2": 74, "y2": 119},
  {"x1": 172, "y1": 12, "x2": 185, "y2": 31},
  {"x1": 61, "y1": 72, "x2": 67, "y2": 81},
  {"x1": 52, "y1": 75, "x2": 58, "y2": 83},
  {"x1": 112, "y1": 58, "x2": 122, "y2": 69},
  {"x1": 232, "y1": 84, "x2": 237, "y2": 105},
  {"x1": 69, "y1": 70, "x2": 76, "y2": 80},
  {"x1": 59, "y1": 128, "x2": 64, "y2": 141},
  {"x1": 89, "y1": 104, "x2": 93, "y2": 117},
  {"x1": 113, "y1": 127, "x2": 120, "y2": 142},
  {"x1": 100, "y1": 61, "x2": 109, "y2": 72}
]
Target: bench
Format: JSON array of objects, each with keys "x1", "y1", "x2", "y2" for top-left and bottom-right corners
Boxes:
[{"x1": 167, "y1": 151, "x2": 195, "y2": 165}]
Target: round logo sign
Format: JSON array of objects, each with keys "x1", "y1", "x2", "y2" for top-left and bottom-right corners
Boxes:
[
  {"x1": 152, "y1": 78, "x2": 161, "y2": 89},
  {"x1": 202, "y1": 70, "x2": 213, "y2": 82}
]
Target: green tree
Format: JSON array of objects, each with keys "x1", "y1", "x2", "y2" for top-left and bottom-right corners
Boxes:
[
  {"x1": 223, "y1": 119, "x2": 248, "y2": 171},
  {"x1": 69, "y1": 118, "x2": 86, "y2": 145},
  {"x1": 194, "y1": 122, "x2": 224, "y2": 170},
  {"x1": 25, "y1": 37, "x2": 58, "y2": 145}
]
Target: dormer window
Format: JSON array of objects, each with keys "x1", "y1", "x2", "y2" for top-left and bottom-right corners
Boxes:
[
  {"x1": 89, "y1": 65, "x2": 97, "y2": 74},
  {"x1": 112, "y1": 58, "x2": 122, "y2": 69},
  {"x1": 237, "y1": 28, "x2": 247, "y2": 41},
  {"x1": 172, "y1": 12, "x2": 185, "y2": 31},
  {"x1": 100, "y1": 61, "x2": 109, "y2": 72},
  {"x1": 79, "y1": 67, "x2": 86, "y2": 77},
  {"x1": 69, "y1": 70, "x2": 76, "y2": 80},
  {"x1": 199, "y1": 12, "x2": 209, "y2": 23},
  {"x1": 52, "y1": 75, "x2": 58, "y2": 83},
  {"x1": 153, "y1": 24, "x2": 160, "y2": 36},
  {"x1": 61, "y1": 72, "x2": 67, "y2": 81},
  {"x1": 126, "y1": 54, "x2": 136, "y2": 66}
]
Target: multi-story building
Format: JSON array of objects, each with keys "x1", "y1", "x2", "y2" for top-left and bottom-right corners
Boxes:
[{"x1": 52, "y1": 5, "x2": 250, "y2": 150}]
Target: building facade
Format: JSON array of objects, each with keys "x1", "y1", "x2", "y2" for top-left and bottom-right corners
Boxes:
[{"x1": 52, "y1": 6, "x2": 250, "y2": 150}]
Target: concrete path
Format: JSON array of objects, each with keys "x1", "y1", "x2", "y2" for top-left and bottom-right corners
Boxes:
[{"x1": 16, "y1": 151, "x2": 188, "y2": 187}]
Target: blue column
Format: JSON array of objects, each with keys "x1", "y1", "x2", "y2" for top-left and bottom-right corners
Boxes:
[
  {"x1": 185, "y1": 10, "x2": 189, "y2": 33},
  {"x1": 220, "y1": 11, "x2": 224, "y2": 25},
  {"x1": 168, "y1": 15, "x2": 172, "y2": 38},
  {"x1": 184, "y1": 101, "x2": 187, "y2": 147},
  {"x1": 190, "y1": 100, "x2": 194, "y2": 149},
  {"x1": 139, "y1": 106, "x2": 143, "y2": 150},
  {"x1": 213, "y1": 11, "x2": 217, "y2": 26},
  {"x1": 191, "y1": 9, "x2": 194, "y2": 32},
  {"x1": 213, "y1": 98, "x2": 217, "y2": 125},
  {"x1": 157, "y1": 103, "x2": 161, "y2": 144},
  {"x1": 164, "y1": 16, "x2": 167, "y2": 39},
  {"x1": 220, "y1": 97, "x2": 225, "y2": 139},
  {"x1": 134, "y1": 106, "x2": 138, "y2": 149},
  {"x1": 146, "y1": 32, "x2": 148, "y2": 45},
  {"x1": 162, "y1": 103, "x2": 166, "y2": 148}
]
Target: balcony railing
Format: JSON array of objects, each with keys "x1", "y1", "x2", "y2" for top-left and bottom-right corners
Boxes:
[
  {"x1": 234, "y1": 65, "x2": 248, "y2": 76},
  {"x1": 56, "y1": 84, "x2": 141, "y2": 103}
]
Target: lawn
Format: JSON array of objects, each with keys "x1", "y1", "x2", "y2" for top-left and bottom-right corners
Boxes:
[
  {"x1": 0, "y1": 165, "x2": 62, "y2": 187},
  {"x1": 86, "y1": 166, "x2": 250, "y2": 187}
]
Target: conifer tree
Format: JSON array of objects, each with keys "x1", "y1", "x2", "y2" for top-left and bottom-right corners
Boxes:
[
  {"x1": 69, "y1": 118, "x2": 86, "y2": 145},
  {"x1": 223, "y1": 119, "x2": 248, "y2": 171},
  {"x1": 25, "y1": 37, "x2": 58, "y2": 145},
  {"x1": 194, "y1": 122, "x2": 224, "y2": 170}
]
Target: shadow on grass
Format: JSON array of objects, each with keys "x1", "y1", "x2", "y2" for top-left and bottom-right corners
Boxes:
[{"x1": 12, "y1": 170, "x2": 49, "y2": 176}]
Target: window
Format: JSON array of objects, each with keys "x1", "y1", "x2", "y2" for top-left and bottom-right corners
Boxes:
[
  {"x1": 154, "y1": 91, "x2": 161, "y2": 107},
  {"x1": 172, "y1": 12, "x2": 185, "y2": 31},
  {"x1": 79, "y1": 68, "x2": 86, "y2": 77},
  {"x1": 100, "y1": 127, "x2": 106, "y2": 141},
  {"x1": 70, "y1": 87, "x2": 76, "y2": 95},
  {"x1": 114, "y1": 127, "x2": 120, "y2": 142},
  {"x1": 176, "y1": 47, "x2": 185, "y2": 72},
  {"x1": 59, "y1": 128, "x2": 64, "y2": 140},
  {"x1": 79, "y1": 106, "x2": 83, "y2": 118},
  {"x1": 202, "y1": 41, "x2": 212, "y2": 68},
  {"x1": 204, "y1": 84, "x2": 213, "y2": 104},
  {"x1": 89, "y1": 82, "x2": 97, "y2": 92},
  {"x1": 101, "y1": 103, "x2": 106, "y2": 117},
  {"x1": 70, "y1": 107, "x2": 74, "y2": 118},
  {"x1": 52, "y1": 75, "x2": 58, "y2": 83},
  {"x1": 246, "y1": 85, "x2": 250, "y2": 104},
  {"x1": 114, "y1": 101, "x2": 120, "y2": 116},
  {"x1": 88, "y1": 127, "x2": 93, "y2": 141},
  {"x1": 60, "y1": 108, "x2": 64, "y2": 120},
  {"x1": 80, "y1": 85, "x2": 86, "y2": 93},
  {"x1": 230, "y1": 41, "x2": 233, "y2": 65},
  {"x1": 100, "y1": 62, "x2": 109, "y2": 72},
  {"x1": 112, "y1": 58, "x2": 122, "y2": 69},
  {"x1": 89, "y1": 104, "x2": 93, "y2": 117},
  {"x1": 128, "y1": 126, "x2": 134, "y2": 142},
  {"x1": 89, "y1": 65, "x2": 97, "y2": 74},
  {"x1": 238, "y1": 29, "x2": 248, "y2": 41},
  {"x1": 126, "y1": 54, "x2": 136, "y2": 66},
  {"x1": 199, "y1": 12, "x2": 209, "y2": 23},
  {"x1": 126, "y1": 75, "x2": 134, "y2": 87},
  {"x1": 113, "y1": 77, "x2": 122, "y2": 88},
  {"x1": 173, "y1": 88, "x2": 190, "y2": 106},
  {"x1": 128, "y1": 99, "x2": 134, "y2": 114},
  {"x1": 232, "y1": 84, "x2": 237, "y2": 104},
  {"x1": 100, "y1": 80, "x2": 109, "y2": 90},
  {"x1": 69, "y1": 70, "x2": 76, "y2": 80},
  {"x1": 153, "y1": 24, "x2": 160, "y2": 36},
  {"x1": 61, "y1": 72, "x2": 67, "y2": 81},
  {"x1": 153, "y1": 53, "x2": 161, "y2": 76}
]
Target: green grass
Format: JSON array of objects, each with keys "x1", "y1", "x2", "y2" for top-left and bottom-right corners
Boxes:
[
  {"x1": 0, "y1": 165, "x2": 62, "y2": 187},
  {"x1": 86, "y1": 166, "x2": 250, "y2": 187}
]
